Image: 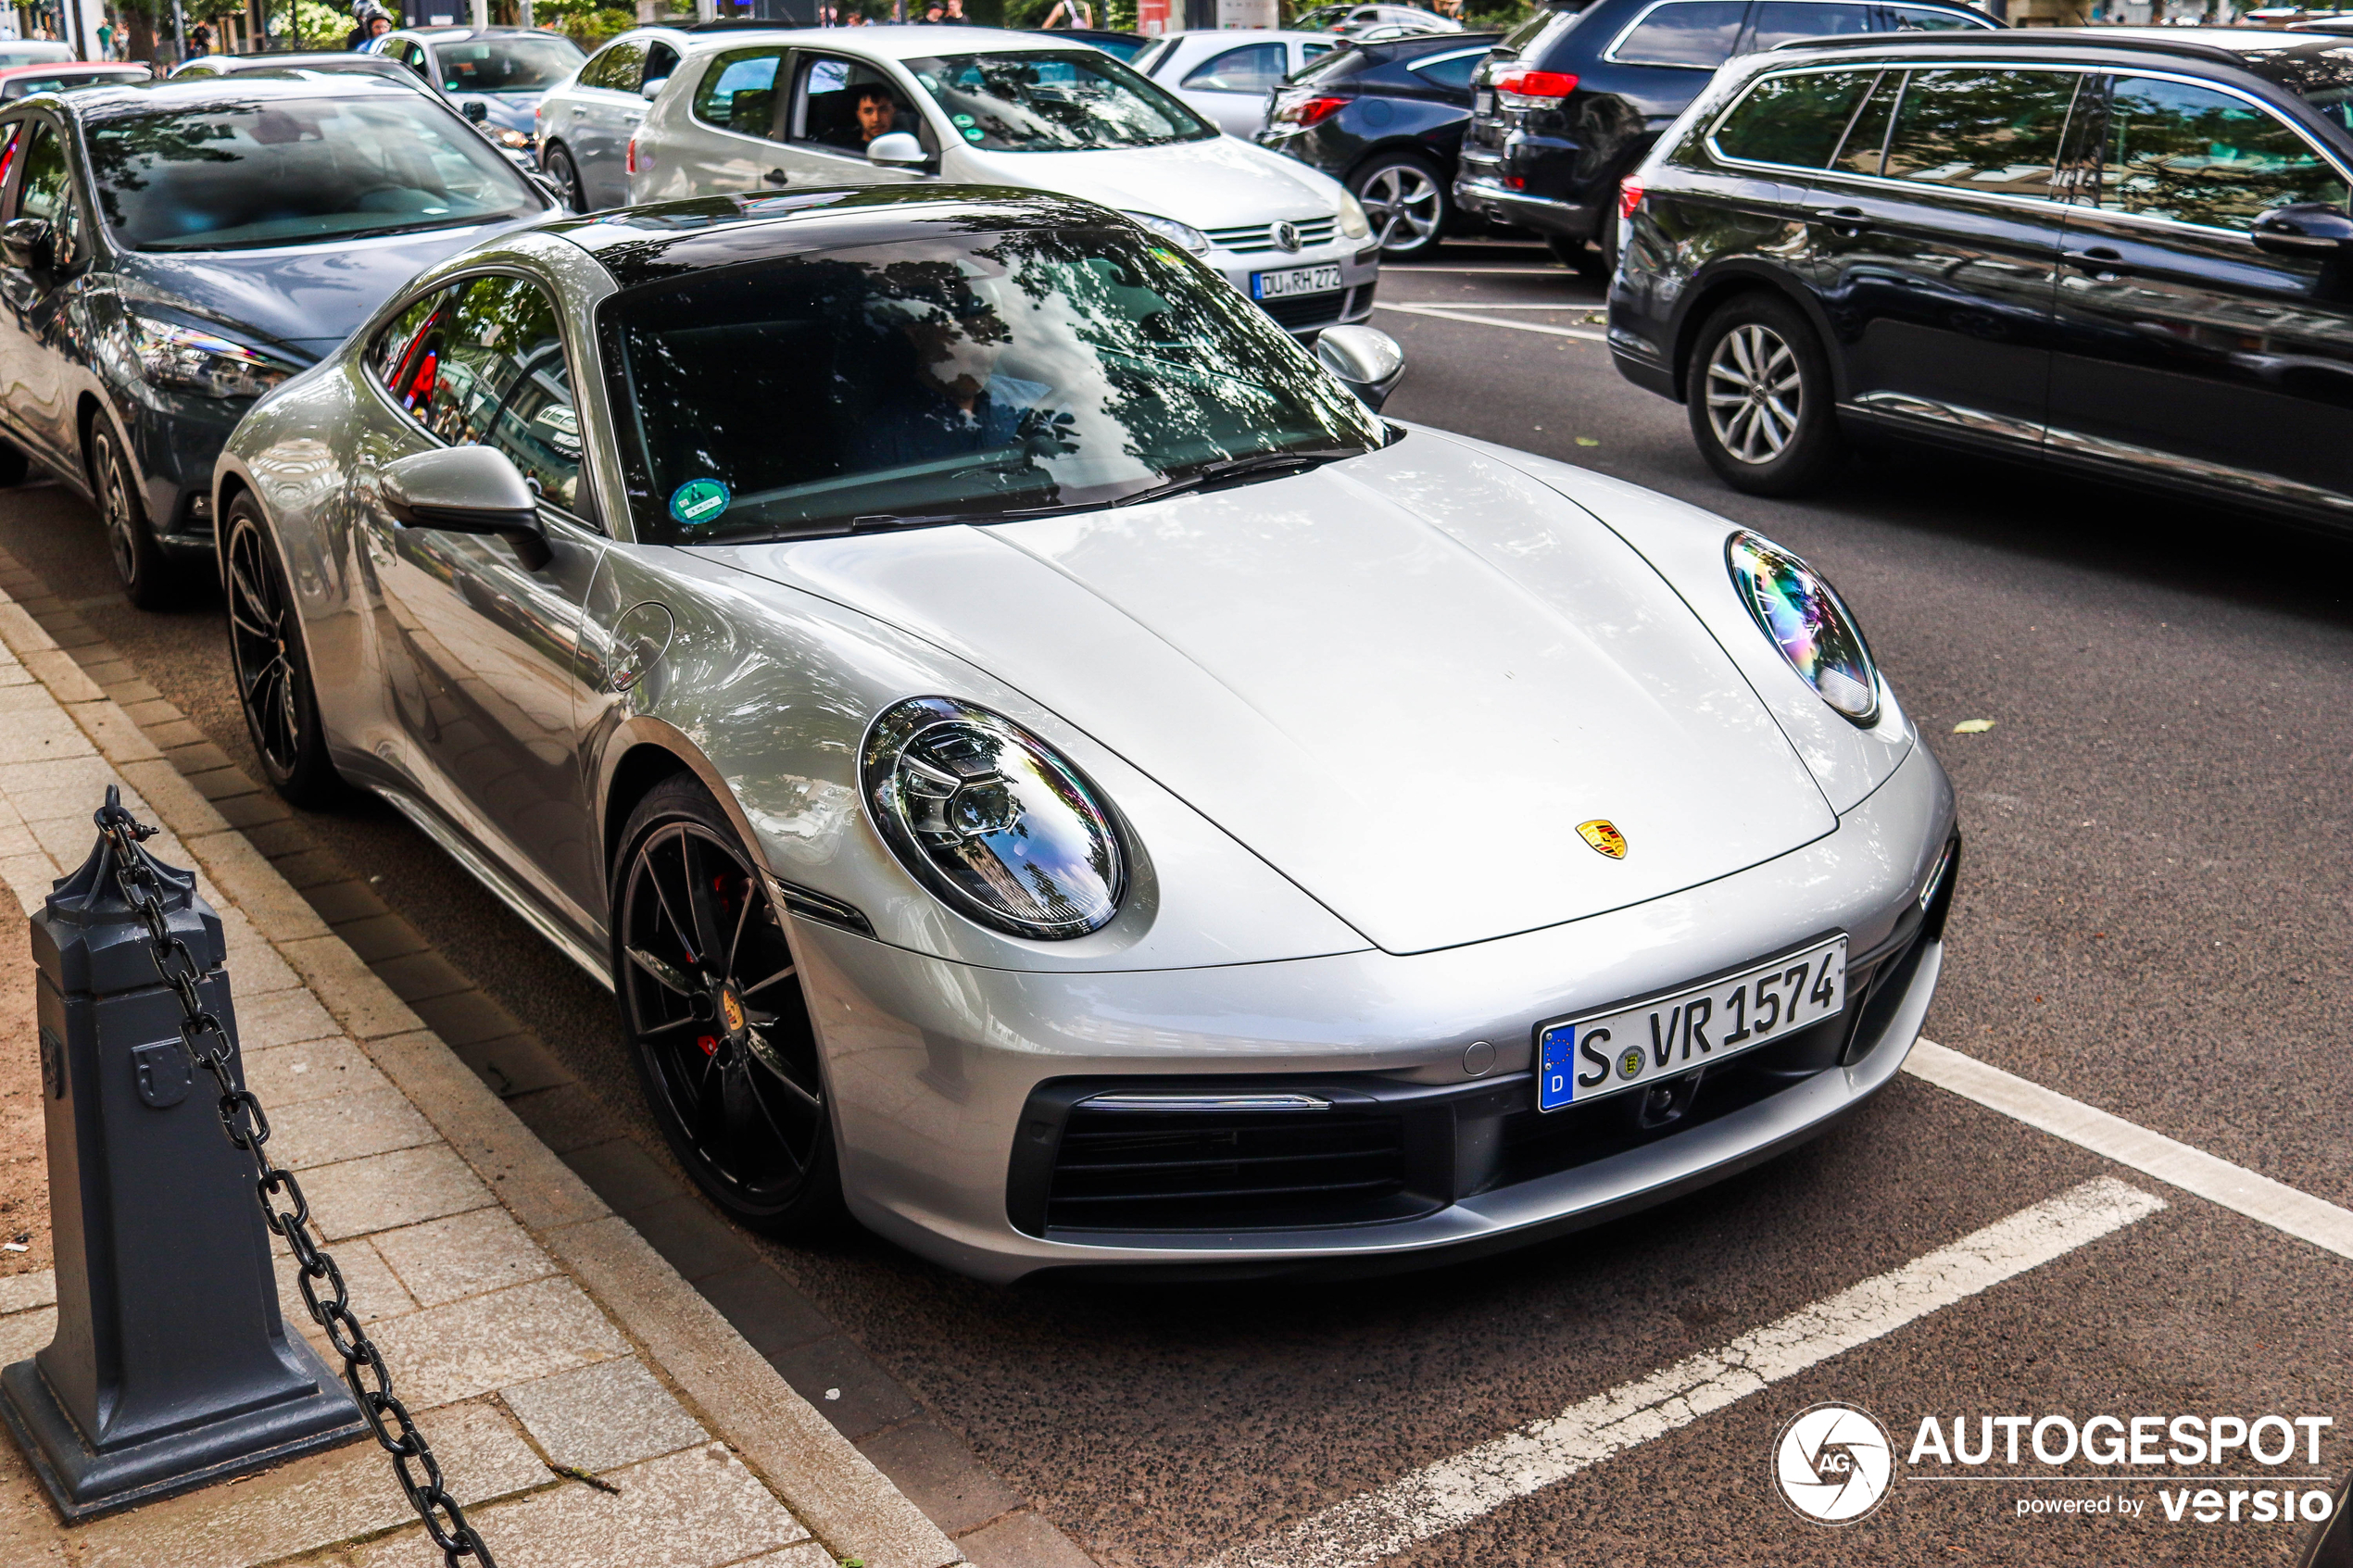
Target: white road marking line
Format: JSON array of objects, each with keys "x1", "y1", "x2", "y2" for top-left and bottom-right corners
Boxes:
[
  {"x1": 1384, "y1": 302, "x2": 1607, "y2": 312},
  {"x1": 1202, "y1": 1177, "x2": 2163, "y2": 1568},
  {"x1": 1906, "y1": 1038, "x2": 2353, "y2": 1261},
  {"x1": 1382, "y1": 265, "x2": 1579, "y2": 275},
  {"x1": 1372, "y1": 302, "x2": 1609, "y2": 341}
]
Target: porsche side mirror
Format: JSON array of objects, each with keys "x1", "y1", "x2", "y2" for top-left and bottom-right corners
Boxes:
[
  {"x1": 462, "y1": 99, "x2": 487, "y2": 122},
  {"x1": 381, "y1": 445, "x2": 551, "y2": 571},
  {"x1": 0, "y1": 216, "x2": 52, "y2": 272},
  {"x1": 640, "y1": 75, "x2": 669, "y2": 100},
  {"x1": 1315, "y1": 324, "x2": 1404, "y2": 412},
  {"x1": 2252, "y1": 203, "x2": 2353, "y2": 257},
  {"x1": 866, "y1": 132, "x2": 929, "y2": 169}
]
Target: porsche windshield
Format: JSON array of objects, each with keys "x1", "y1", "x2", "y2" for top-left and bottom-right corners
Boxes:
[
  {"x1": 87, "y1": 95, "x2": 543, "y2": 250},
  {"x1": 904, "y1": 51, "x2": 1213, "y2": 151},
  {"x1": 601, "y1": 226, "x2": 1387, "y2": 545}
]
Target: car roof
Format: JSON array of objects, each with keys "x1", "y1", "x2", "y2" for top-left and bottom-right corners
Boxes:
[
  {"x1": 547, "y1": 184, "x2": 1114, "y2": 291},
  {"x1": 48, "y1": 73, "x2": 444, "y2": 121},
  {"x1": 0, "y1": 61, "x2": 145, "y2": 77},
  {"x1": 391, "y1": 27, "x2": 577, "y2": 44},
  {"x1": 673, "y1": 24, "x2": 1133, "y2": 63}
]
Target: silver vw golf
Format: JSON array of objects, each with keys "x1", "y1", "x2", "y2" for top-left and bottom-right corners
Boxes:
[{"x1": 215, "y1": 186, "x2": 1956, "y2": 1283}]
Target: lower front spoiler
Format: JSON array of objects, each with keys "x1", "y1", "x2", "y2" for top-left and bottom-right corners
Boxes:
[{"x1": 1016, "y1": 941, "x2": 1940, "y2": 1285}]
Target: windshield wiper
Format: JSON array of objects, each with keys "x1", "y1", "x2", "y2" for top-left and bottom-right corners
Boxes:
[{"x1": 1110, "y1": 447, "x2": 1362, "y2": 509}]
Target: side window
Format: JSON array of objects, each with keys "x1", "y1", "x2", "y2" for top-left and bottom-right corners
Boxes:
[
  {"x1": 594, "y1": 41, "x2": 647, "y2": 94},
  {"x1": 1302, "y1": 42, "x2": 1336, "y2": 65},
  {"x1": 1184, "y1": 44, "x2": 1287, "y2": 92},
  {"x1": 403, "y1": 44, "x2": 432, "y2": 81},
  {"x1": 2098, "y1": 75, "x2": 2348, "y2": 231},
  {"x1": 1409, "y1": 51, "x2": 1484, "y2": 93},
  {"x1": 1610, "y1": 2, "x2": 1752, "y2": 69},
  {"x1": 1747, "y1": 3, "x2": 1873, "y2": 52},
  {"x1": 1713, "y1": 69, "x2": 1876, "y2": 169},
  {"x1": 1883, "y1": 5, "x2": 1988, "y2": 28},
  {"x1": 575, "y1": 44, "x2": 618, "y2": 91},
  {"x1": 1878, "y1": 68, "x2": 2078, "y2": 199},
  {"x1": 13, "y1": 122, "x2": 79, "y2": 268},
  {"x1": 371, "y1": 277, "x2": 585, "y2": 517},
  {"x1": 791, "y1": 56, "x2": 914, "y2": 152},
  {"x1": 644, "y1": 42, "x2": 679, "y2": 89},
  {"x1": 1834, "y1": 68, "x2": 1900, "y2": 176},
  {"x1": 693, "y1": 47, "x2": 786, "y2": 138}
]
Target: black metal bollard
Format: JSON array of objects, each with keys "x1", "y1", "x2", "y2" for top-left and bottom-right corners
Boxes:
[{"x1": 0, "y1": 814, "x2": 362, "y2": 1520}]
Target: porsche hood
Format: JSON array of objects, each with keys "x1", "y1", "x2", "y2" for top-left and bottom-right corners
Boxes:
[{"x1": 721, "y1": 433, "x2": 1838, "y2": 957}]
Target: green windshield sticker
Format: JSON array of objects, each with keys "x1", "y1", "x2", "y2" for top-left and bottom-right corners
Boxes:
[
  {"x1": 951, "y1": 113, "x2": 975, "y2": 126},
  {"x1": 962, "y1": 127, "x2": 984, "y2": 142},
  {"x1": 670, "y1": 478, "x2": 731, "y2": 525}
]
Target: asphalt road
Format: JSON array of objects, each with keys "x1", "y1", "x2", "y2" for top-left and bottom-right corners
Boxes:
[{"x1": 4, "y1": 240, "x2": 2349, "y2": 1568}]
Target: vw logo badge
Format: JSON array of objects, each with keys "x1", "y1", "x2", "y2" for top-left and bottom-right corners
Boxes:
[
  {"x1": 1272, "y1": 220, "x2": 1303, "y2": 253},
  {"x1": 1774, "y1": 1402, "x2": 1894, "y2": 1525}
]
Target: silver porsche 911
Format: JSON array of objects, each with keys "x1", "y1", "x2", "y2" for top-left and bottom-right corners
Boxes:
[{"x1": 215, "y1": 184, "x2": 1957, "y2": 1283}]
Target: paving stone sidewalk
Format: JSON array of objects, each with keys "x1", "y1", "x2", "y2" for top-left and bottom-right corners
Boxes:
[{"x1": 0, "y1": 602, "x2": 961, "y2": 1568}]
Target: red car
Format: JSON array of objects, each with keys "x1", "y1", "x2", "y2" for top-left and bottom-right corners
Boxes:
[{"x1": 0, "y1": 61, "x2": 152, "y2": 103}]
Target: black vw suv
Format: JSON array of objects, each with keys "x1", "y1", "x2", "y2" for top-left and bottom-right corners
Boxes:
[
  {"x1": 1608, "y1": 28, "x2": 2353, "y2": 529},
  {"x1": 1457, "y1": 0, "x2": 1995, "y2": 273}
]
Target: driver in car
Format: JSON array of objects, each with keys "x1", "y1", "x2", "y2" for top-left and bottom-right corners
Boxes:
[
  {"x1": 849, "y1": 82, "x2": 905, "y2": 148},
  {"x1": 850, "y1": 287, "x2": 1073, "y2": 468}
]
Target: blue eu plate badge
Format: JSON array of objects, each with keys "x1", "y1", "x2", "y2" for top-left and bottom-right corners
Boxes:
[{"x1": 1537, "y1": 1022, "x2": 1582, "y2": 1111}]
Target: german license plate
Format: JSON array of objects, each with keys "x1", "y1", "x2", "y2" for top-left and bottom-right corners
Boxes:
[
  {"x1": 1533, "y1": 935, "x2": 1848, "y2": 1112},
  {"x1": 1252, "y1": 264, "x2": 1343, "y2": 300}
]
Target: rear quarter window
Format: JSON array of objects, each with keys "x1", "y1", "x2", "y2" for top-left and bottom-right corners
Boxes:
[
  {"x1": 1610, "y1": 2, "x2": 1751, "y2": 69},
  {"x1": 1712, "y1": 69, "x2": 1876, "y2": 168}
]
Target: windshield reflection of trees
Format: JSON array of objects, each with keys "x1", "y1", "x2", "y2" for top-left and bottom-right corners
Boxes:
[{"x1": 615, "y1": 227, "x2": 1378, "y2": 544}]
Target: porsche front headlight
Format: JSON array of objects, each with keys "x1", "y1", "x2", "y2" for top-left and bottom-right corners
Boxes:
[
  {"x1": 862, "y1": 696, "x2": 1126, "y2": 940},
  {"x1": 1727, "y1": 531, "x2": 1880, "y2": 726},
  {"x1": 129, "y1": 314, "x2": 296, "y2": 400}
]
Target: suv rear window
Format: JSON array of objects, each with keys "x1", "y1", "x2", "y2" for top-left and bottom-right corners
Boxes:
[
  {"x1": 1713, "y1": 69, "x2": 1876, "y2": 169},
  {"x1": 1746, "y1": 3, "x2": 1872, "y2": 52},
  {"x1": 1611, "y1": 1, "x2": 1749, "y2": 68},
  {"x1": 1879, "y1": 68, "x2": 2079, "y2": 199}
]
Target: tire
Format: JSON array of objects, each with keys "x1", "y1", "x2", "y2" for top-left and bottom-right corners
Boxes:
[
  {"x1": 542, "y1": 143, "x2": 586, "y2": 213},
  {"x1": 1350, "y1": 151, "x2": 1450, "y2": 261},
  {"x1": 1684, "y1": 292, "x2": 1846, "y2": 497},
  {"x1": 613, "y1": 774, "x2": 848, "y2": 1241},
  {"x1": 224, "y1": 495, "x2": 343, "y2": 804},
  {"x1": 91, "y1": 421, "x2": 172, "y2": 609}
]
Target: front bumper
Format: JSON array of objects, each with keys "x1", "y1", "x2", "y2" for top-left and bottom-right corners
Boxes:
[
  {"x1": 1214, "y1": 243, "x2": 1380, "y2": 337},
  {"x1": 792, "y1": 739, "x2": 1955, "y2": 1283},
  {"x1": 123, "y1": 387, "x2": 248, "y2": 557}
]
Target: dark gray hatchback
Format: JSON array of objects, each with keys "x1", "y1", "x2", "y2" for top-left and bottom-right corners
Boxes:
[
  {"x1": 1607, "y1": 28, "x2": 2353, "y2": 529},
  {"x1": 0, "y1": 76, "x2": 549, "y2": 606}
]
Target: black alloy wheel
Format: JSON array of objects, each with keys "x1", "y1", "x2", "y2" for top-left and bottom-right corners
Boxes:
[
  {"x1": 1685, "y1": 292, "x2": 1847, "y2": 497},
  {"x1": 224, "y1": 496, "x2": 341, "y2": 803},
  {"x1": 615, "y1": 775, "x2": 845, "y2": 1239},
  {"x1": 1352, "y1": 152, "x2": 1450, "y2": 260},
  {"x1": 92, "y1": 422, "x2": 171, "y2": 609},
  {"x1": 542, "y1": 143, "x2": 587, "y2": 213}
]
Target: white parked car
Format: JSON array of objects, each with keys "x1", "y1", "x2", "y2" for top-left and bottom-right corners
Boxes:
[
  {"x1": 534, "y1": 24, "x2": 695, "y2": 213},
  {"x1": 627, "y1": 26, "x2": 1379, "y2": 337},
  {"x1": 1130, "y1": 28, "x2": 1344, "y2": 138}
]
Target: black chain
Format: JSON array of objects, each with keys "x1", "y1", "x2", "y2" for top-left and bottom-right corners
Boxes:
[{"x1": 92, "y1": 790, "x2": 497, "y2": 1568}]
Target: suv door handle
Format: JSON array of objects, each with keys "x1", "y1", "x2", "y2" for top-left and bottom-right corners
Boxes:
[
  {"x1": 2071, "y1": 245, "x2": 2123, "y2": 282},
  {"x1": 1821, "y1": 206, "x2": 1871, "y2": 236},
  {"x1": 763, "y1": 168, "x2": 788, "y2": 186}
]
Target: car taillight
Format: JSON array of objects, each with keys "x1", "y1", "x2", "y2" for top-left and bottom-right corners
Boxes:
[
  {"x1": 1495, "y1": 69, "x2": 1577, "y2": 107},
  {"x1": 627, "y1": 133, "x2": 639, "y2": 175},
  {"x1": 1618, "y1": 179, "x2": 1644, "y2": 221},
  {"x1": 1276, "y1": 94, "x2": 1349, "y2": 128}
]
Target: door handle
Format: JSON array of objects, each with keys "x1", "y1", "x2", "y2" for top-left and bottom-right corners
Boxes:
[
  {"x1": 2071, "y1": 245, "x2": 2123, "y2": 282},
  {"x1": 763, "y1": 168, "x2": 788, "y2": 186},
  {"x1": 1820, "y1": 206, "x2": 1871, "y2": 236}
]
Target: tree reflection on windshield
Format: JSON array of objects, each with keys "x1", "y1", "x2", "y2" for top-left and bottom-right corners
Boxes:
[{"x1": 605, "y1": 224, "x2": 1383, "y2": 545}]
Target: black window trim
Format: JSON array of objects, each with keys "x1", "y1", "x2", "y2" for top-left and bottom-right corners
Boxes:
[{"x1": 359, "y1": 264, "x2": 605, "y2": 536}]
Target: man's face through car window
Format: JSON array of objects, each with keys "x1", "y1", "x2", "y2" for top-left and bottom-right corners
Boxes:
[{"x1": 855, "y1": 85, "x2": 897, "y2": 144}]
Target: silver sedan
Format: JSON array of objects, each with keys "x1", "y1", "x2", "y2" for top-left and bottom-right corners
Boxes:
[{"x1": 215, "y1": 187, "x2": 1956, "y2": 1283}]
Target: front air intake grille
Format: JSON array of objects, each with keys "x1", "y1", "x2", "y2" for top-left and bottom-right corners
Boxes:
[
  {"x1": 1040, "y1": 1100, "x2": 1426, "y2": 1233},
  {"x1": 1205, "y1": 217, "x2": 1340, "y2": 254},
  {"x1": 1259, "y1": 289, "x2": 1349, "y2": 331}
]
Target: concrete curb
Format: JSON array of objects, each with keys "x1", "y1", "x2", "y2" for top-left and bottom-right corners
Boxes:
[{"x1": 0, "y1": 588, "x2": 964, "y2": 1568}]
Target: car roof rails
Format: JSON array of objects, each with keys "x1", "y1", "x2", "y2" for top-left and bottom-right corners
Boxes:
[{"x1": 1767, "y1": 29, "x2": 2280, "y2": 69}]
